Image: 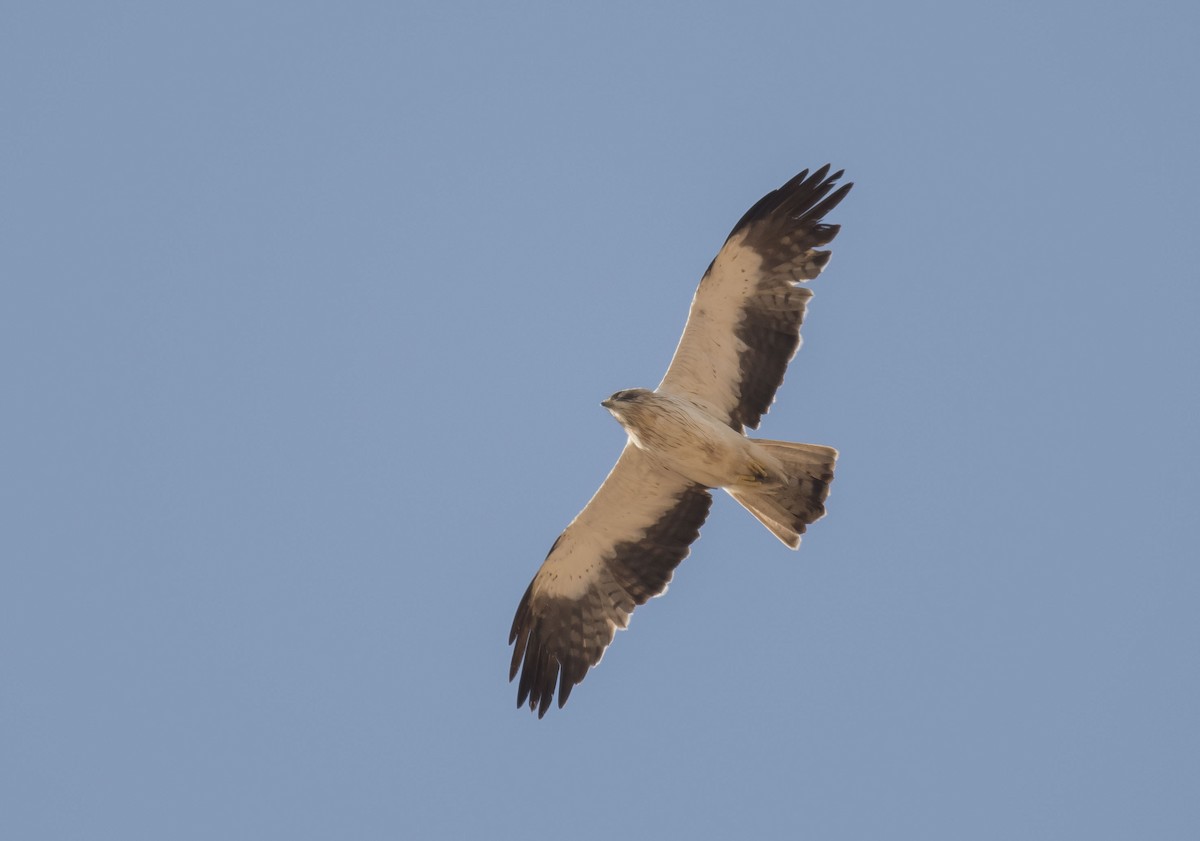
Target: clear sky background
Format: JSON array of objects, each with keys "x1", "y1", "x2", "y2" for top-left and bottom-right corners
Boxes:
[{"x1": 4, "y1": 2, "x2": 1198, "y2": 839}]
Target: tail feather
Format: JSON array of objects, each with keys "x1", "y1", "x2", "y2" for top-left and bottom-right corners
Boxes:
[{"x1": 727, "y1": 440, "x2": 837, "y2": 549}]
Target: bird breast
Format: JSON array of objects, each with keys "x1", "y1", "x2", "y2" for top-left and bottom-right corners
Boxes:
[{"x1": 617, "y1": 394, "x2": 761, "y2": 488}]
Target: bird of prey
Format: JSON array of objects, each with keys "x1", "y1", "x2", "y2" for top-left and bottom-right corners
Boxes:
[{"x1": 509, "y1": 165, "x2": 852, "y2": 717}]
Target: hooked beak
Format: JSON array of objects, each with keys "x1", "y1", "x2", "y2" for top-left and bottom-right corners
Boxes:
[{"x1": 600, "y1": 398, "x2": 615, "y2": 410}]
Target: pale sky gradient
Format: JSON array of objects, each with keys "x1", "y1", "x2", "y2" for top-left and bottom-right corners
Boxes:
[{"x1": 4, "y1": 2, "x2": 1199, "y2": 839}]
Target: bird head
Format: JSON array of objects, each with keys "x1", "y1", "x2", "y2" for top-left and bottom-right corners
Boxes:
[{"x1": 601, "y1": 388, "x2": 651, "y2": 414}]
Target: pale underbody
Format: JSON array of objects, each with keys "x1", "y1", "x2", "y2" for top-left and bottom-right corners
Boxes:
[{"x1": 602, "y1": 389, "x2": 787, "y2": 489}]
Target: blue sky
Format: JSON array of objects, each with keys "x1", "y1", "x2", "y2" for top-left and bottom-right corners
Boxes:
[{"x1": 4, "y1": 2, "x2": 1199, "y2": 839}]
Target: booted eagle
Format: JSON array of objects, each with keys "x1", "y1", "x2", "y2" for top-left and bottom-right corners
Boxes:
[{"x1": 509, "y1": 165, "x2": 852, "y2": 717}]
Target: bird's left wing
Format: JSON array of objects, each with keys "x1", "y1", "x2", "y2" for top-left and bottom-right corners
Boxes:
[
  {"x1": 509, "y1": 444, "x2": 712, "y2": 717},
  {"x1": 658, "y1": 165, "x2": 851, "y2": 431}
]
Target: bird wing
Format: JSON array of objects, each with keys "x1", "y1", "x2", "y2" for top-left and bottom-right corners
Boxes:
[
  {"x1": 658, "y1": 165, "x2": 852, "y2": 431},
  {"x1": 508, "y1": 443, "x2": 712, "y2": 717}
]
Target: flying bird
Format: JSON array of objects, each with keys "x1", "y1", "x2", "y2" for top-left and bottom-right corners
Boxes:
[{"x1": 509, "y1": 165, "x2": 852, "y2": 717}]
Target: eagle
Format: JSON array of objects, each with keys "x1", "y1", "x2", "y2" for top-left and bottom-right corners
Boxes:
[{"x1": 509, "y1": 165, "x2": 852, "y2": 717}]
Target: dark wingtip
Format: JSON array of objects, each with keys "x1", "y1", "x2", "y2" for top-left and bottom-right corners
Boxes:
[
  {"x1": 537, "y1": 689, "x2": 552, "y2": 718},
  {"x1": 804, "y1": 181, "x2": 853, "y2": 223},
  {"x1": 726, "y1": 164, "x2": 851, "y2": 242},
  {"x1": 558, "y1": 671, "x2": 576, "y2": 708}
]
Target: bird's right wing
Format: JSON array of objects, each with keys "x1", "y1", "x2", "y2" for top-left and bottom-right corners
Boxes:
[{"x1": 508, "y1": 444, "x2": 712, "y2": 717}]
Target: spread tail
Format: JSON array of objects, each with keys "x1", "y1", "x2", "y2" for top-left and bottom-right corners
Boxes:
[{"x1": 726, "y1": 440, "x2": 837, "y2": 549}]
